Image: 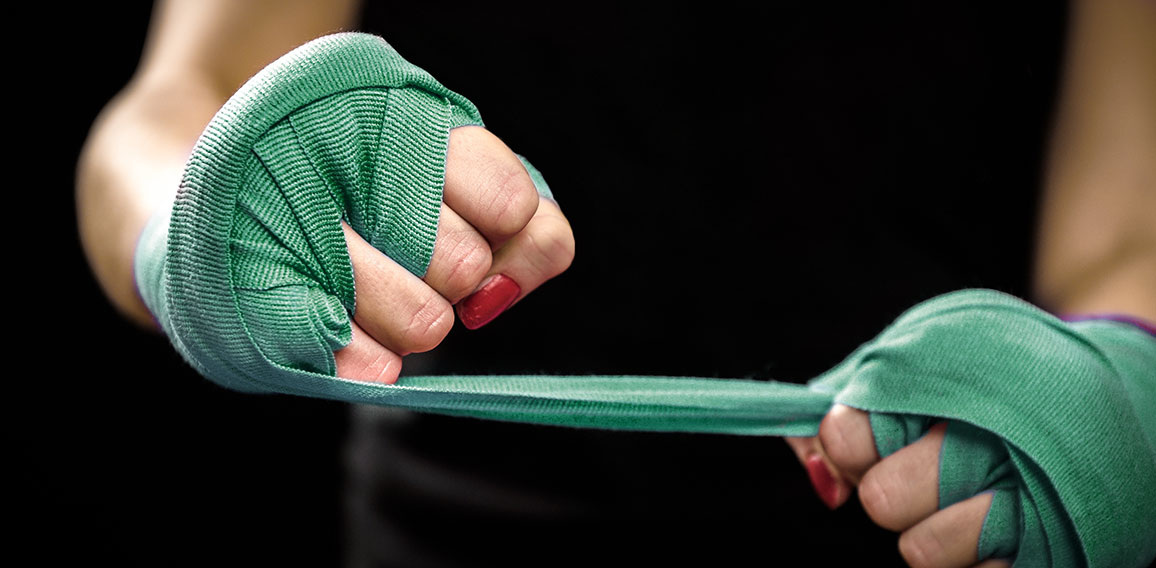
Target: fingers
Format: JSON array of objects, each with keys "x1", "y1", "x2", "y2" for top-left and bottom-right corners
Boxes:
[
  {"x1": 443, "y1": 126, "x2": 575, "y2": 330},
  {"x1": 794, "y1": 405, "x2": 1011, "y2": 567},
  {"x1": 345, "y1": 125, "x2": 571, "y2": 345},
  {"x1": 444, "y1": 126, "x2": 540, "y2": 245},
  {"x1": 794, "y1": 405, "x2": 945, "y2": 528},
  {"x1": 783, "y1": 434, "x2": 853, "y2": 509},
  {"x1": 329, "y1": 126, "x2": 570, "y2": 381},
  {"x1": 898, "y1": 492, "x2": 1006, "y2": 568},
  {"x1": 819, "y1": 404, "x2": 880, "y2": 484},
  {"x1": 343, "y1": 223, "x2": 454, "y2": 355},
  {"x1": 334, "y1": 320, "x2": 403, "y2": 384},
  {"x1": 858, "y1": 422, "x2": 946, "y2": 531},
  {"x1": 454, "y1": 197, "x2": 576, "y2": 330},
  {"x1": 783, "y1": 403, "x2": 879, "y2": 509},
  {"x1": 486, "y1": 198, "x2": 576, "y2": 305},
  {"x1": 423, "y1": 204, "x2": 493, "y2": 303}
]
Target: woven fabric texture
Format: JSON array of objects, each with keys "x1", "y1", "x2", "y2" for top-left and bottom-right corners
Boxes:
[{"x1": 134, "y1": 33, "x2": 1156, "y2": 567}]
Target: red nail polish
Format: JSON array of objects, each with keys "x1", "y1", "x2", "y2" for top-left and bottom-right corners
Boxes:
[
  {"x1": 805, "y1": 454, "x2": 841, "y2": 510},
  {"x1": 457, "y1": 274, "x2": 520, "y2": 330}
]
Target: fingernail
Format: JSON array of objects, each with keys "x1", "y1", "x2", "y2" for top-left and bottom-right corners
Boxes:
[
  {"x1": 805, "y1": 454, "x2": 842, "y2": 510},
  {"x1": 457, "y1": 274, "x2": 520, "y2": 330}
]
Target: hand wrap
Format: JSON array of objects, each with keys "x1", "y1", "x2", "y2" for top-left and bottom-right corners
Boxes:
[
  {"x1": 809, "y1": 292, "x2": 1156, "y2": 567},
  {"x1": 139, "y1": 32, "x2": 491, "y2": 392},
  {"x1": 134, "y1": 33, "x2": 1156, "y2": 567}
]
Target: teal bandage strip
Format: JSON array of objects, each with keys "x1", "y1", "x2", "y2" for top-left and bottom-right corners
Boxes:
[
  {"x1": 137, "y1": 33, "x2": 485, "y2": 392},
  {"x1": 135, "y1": 33, "x2": 1156, "y2": 567},
  {"x1": 810, "y1": 294, "x2": 1156, "y2": 567}
]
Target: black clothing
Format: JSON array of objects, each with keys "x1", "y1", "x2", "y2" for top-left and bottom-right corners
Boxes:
[{"x1": 347, "y1": 2, "x2": 1065, "y2": 565}]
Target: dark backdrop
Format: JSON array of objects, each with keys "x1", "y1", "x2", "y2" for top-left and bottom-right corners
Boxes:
[{"x1": 15, "y1": 1, "x2": 1064, "y2": 565}]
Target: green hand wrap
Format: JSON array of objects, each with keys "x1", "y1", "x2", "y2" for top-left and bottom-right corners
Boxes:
[
  {"x1": 134, "y1": 33, "x2": 1156, "y2": 567},
  {"x1": 136, "y1": 32, "x2": 485, "y2": 391},
  {"x1": 809, "y1": 292, "x2": 1156, "y2": 567}
]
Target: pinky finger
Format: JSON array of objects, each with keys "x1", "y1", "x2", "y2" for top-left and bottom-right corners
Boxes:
[
  {"x1": 487, "y1": 197, "x2": 575, "y2": 304},
  {"x1": 334, "y1": 320, "x2": 403, "y2": 384},
  {"x1": 456, "y1": 197, "x2": 575, "y2": 329}
]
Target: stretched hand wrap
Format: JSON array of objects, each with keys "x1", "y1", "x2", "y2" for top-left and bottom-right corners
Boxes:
[{"x1": 134, "y1": 33, "x2": 1156, "y2": 567}]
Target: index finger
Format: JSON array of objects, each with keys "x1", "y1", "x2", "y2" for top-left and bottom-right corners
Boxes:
[{"x1": 443, "y1": 126, "x2": 540, "y2": 246}]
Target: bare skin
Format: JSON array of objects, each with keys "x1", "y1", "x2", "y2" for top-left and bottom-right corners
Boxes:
[
  {"x1": 75, "y1": 0, "x2": 575, "y2": 383},
  {"x1": 77, "y1": 1, "x2": 1153, "y2": 566},
  {"x1": 786, "y1": 1, "x2": 1156, "y2": 566},
  {"x1": 334, "y1": 126, "x2": 575, "y2": 383}
]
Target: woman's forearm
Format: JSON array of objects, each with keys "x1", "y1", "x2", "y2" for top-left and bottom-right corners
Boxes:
[
  {"x1": 76, "y1": 78, "x2": 224, "y2": 327},
  {"x1": 1034, "y1": 0, "x2": 1156, "y2": 323},
  {"x1": 75, "y1": 0, "x2": 360, "y2": 328}
]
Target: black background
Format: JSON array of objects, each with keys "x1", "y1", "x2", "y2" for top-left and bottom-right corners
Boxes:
[{"x1": 14, "y1": 1, "x2": 1065, "y2": 565}]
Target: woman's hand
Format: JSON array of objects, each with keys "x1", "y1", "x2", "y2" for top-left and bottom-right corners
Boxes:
[
  {"x1": 335, "y1": 125, "x2": 574, "y2": 384},
  {"x1": 785, "y1": 409, "x2": 1009, "y2": 568}
]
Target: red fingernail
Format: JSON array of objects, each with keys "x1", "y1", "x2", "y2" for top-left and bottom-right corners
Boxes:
[
  {"x1": 457, "y1": 274, "x2": 520, "y2": 330},
  {"x1": 805, "y1": 454, "x2": 841, "y2": 510}
]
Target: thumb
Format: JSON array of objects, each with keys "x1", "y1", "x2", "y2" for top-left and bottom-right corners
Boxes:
[{"x1": 784, "y1": 435, "x2": 852, "y2": 510}]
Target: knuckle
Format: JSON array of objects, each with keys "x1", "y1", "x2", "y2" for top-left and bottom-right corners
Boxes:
[
  {"x1": 898, "y1": 529, "x2": 940, "y2": 568},
  {"x1": 819, "y1": 407, "x2": 870, "y2": 472},
  {"x1": 483, "y1": 163, "x2": 538, "y2": 236},
  {"x1": 353, "y1": 350, "x2": 401, "y2": 385},
  {"x1": 858, "y1": 472, "x2": 899, "y2": 530},
  {"x1": 819, "y1": 413, "x2": 854, "y2": 468},
  {"x1": 523, "y1": 217, "x2": 576, "y2": 277},
  {"x1": 441, "y1": 230, "x2": 492, "y2": 301},
  {"x1": 400, "y1": 291, "x2": 453, "y2": 352}
]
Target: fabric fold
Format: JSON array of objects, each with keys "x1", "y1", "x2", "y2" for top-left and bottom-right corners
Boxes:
[{"x1": 134, "y1": 32, "x2": 1156, "y2": 567}]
